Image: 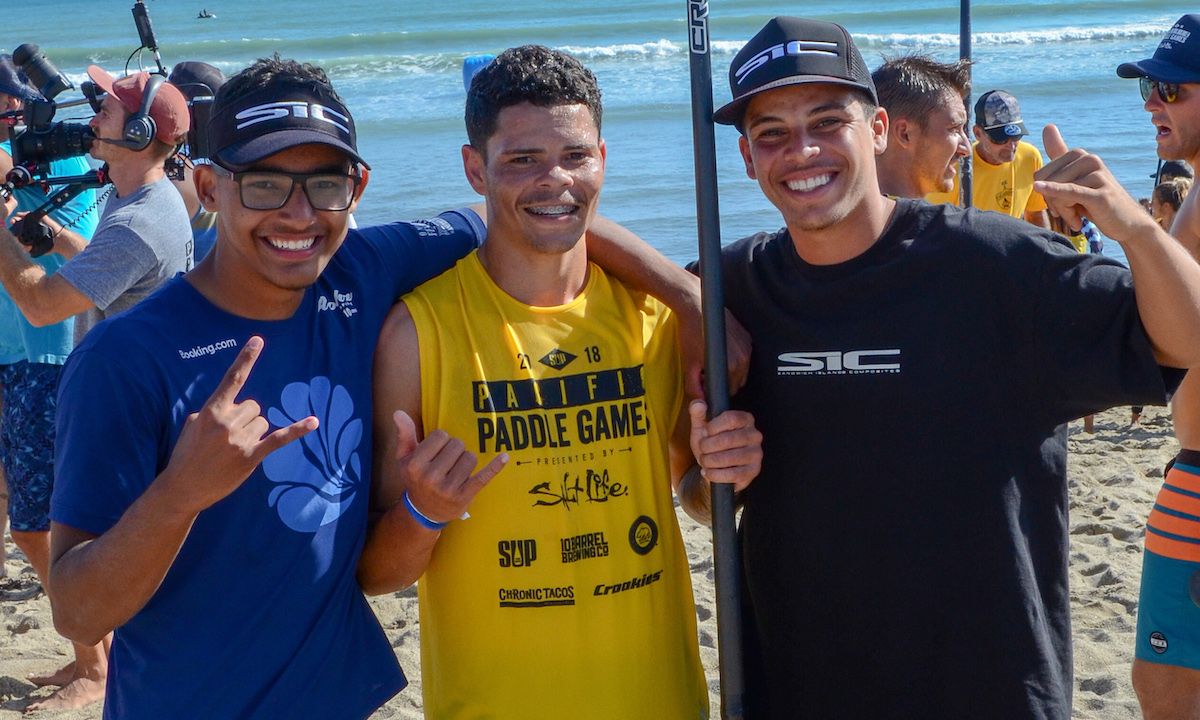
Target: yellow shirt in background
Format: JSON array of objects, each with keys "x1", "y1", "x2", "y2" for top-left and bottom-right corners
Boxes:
[
  {"x1": 927, "y1": 140, "x2": 1049, "y2": 218},
  {"x1": 403, "y1": 251, "x2": 707, "y2": 720}
]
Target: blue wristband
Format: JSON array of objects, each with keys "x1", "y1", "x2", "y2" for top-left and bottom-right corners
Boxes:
[{"x1": 402, "y1": 490, "x2": 448, "y2": 531}]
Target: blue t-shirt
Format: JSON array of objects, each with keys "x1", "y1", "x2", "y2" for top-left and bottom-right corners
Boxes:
[
  {"x1": 51, "y1": 209, "x2": 484, "y2": 719},
  {"x1": 0, "y1": 145, "x2": 100, "y2": 365}
]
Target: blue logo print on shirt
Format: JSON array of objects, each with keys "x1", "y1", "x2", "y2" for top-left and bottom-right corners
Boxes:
[{"x1": 262, "y1": 377, "x2": 362, "y2": 533}]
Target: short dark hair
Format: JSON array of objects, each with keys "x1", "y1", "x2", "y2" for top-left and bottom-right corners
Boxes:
[
  {"x1": 216, "y1": 54, "x2": 344, "y2": 114},
  {"x1": 465, "y1": 45, "x2": 602, "y2": 151},
  {"x1": 871, "y1": 55, "x2": 971, "y2": 128}
]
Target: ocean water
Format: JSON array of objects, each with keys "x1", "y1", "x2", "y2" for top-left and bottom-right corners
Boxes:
[{"x1": 14, "y1": 0, "x2": 1183, "y2": 264}]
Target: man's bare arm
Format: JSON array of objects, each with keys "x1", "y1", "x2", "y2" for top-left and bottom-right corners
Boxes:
[
  {"x1": 1165, "y1": 185, "x2": 1200, "y2": 446},
  {"x1": 48, "y1": 338, "x2": 316, "y2": 644},
  {"x1": 1035, "y1": 125, "x2": 1200, "y2": 367},
  {"x1": 1024, "y1": 208, "x2": 1050, "y2": 229},
  {"x1": 0, "y1": 225, "x2": 93, "y2": 326},
  {"x1": 584, "y1": 215, "x2": 751, "y2": 397},
  {"x1": 358, "y1": 302, "x2": 506, "y2": 595}
]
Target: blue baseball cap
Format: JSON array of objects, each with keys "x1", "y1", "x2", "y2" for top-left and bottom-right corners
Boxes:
[
  {"x1": 1117, "y1": 14, "x2": 1200, "y2": 83},
  {"x1": 0, "y1": 54, "x2": 41, "y2": 103}
]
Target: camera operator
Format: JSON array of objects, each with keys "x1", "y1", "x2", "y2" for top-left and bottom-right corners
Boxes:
[
  {"x1": 0, "y1": 54, "x2": 106, "y2": 713},
  {"x1": 0, "y1": 65, "x2": 192, "y2": 346}
]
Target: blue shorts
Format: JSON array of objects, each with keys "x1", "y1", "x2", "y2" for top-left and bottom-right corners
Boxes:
[
  {"x1": 1136, "y1": 452, "x2": 1200, "y2": 668},
  {"x1": 0, "y1": 361, "x2": 61, "y2": 532}
]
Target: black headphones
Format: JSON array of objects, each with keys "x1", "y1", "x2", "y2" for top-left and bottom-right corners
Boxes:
[{"x1": 121, "y1": 73, "x2": 164, "y2": 151}]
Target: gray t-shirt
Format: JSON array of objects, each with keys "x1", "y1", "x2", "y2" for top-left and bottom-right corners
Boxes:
[{"x1": 58, "y1": 175, "x2": 192, "y2": 343}]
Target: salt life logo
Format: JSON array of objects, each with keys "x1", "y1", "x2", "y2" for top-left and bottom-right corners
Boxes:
[
  {"x1": 777, "y1": 349, "x2": 901, "y2": 376},
  {"x1": 317, "y1": 289, "x2": 357, "y2": 318},
  {"x1": 262, "y1": 377, "x2": 362, "y2": 533},
  {"x1": 735, "y1": 40, "x2": 839, "y2": 85}
]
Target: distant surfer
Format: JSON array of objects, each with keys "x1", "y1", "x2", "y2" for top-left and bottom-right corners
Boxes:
[{"x1": 197, "y1": 9, "x2": 214, "y2": 19}]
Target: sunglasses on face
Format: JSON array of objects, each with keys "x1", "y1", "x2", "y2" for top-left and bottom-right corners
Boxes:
[
  {"x1": 213, "y1": 165, "x2": 360, "y2": 211},
  {"x1": 1140, "y1": 77, "x2": 1181, "y2": 103},
  {"x1": 983, "y1": 129, "x2": 1022, "y2": 145}
]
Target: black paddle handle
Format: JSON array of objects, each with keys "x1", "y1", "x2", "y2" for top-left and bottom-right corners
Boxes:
[{"x1": 686, "y1": 2, "x2": 745, "y2": 718}]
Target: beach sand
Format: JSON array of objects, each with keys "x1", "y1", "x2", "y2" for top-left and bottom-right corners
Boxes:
[{"x1": 0, "y1": 405, "x2": 1176, "y2": 718}]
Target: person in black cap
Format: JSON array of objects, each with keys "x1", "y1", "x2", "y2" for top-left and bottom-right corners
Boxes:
[
  {"x1": 926, "y1": 88, "x2": 1051, "y2": 228},
  {"x1": 167, "y1": 60, "x2": 225, "y2": 263},
  {"x1": 709, "y1": 15, "x2": 1200, "y2": 720},
  {"x1": 1115, "y1": 13, "x2": 1200, "y2": 720},
  {"x1": 1154, "y1": 158, "x2": 1193, "y2": 185},
  {"x1": 42, "y1": 53, "x2": 744, "y2": 718},
  {"x1": 0, "y1": 53, "x2": 108, "y2": 714}
]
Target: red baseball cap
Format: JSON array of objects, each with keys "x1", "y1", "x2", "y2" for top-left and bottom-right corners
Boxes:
[{"x1": 86, "y1": 65, "x2": 190, "y2": 144}]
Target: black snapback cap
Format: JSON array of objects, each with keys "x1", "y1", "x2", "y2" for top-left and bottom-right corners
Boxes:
[
  {"x1": 714, "y1": 16, "x2": 877, "y2": 128},
  {"x1": 208, "y1": 78, "x2": 369, "y2": 170}
]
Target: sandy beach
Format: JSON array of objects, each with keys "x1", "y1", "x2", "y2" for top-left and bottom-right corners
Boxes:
[{"x1": 0, "y1": 405, "x2": 1176, "y2": 718}]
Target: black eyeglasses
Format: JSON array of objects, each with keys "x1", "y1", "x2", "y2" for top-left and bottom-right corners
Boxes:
[
  {"x1": 1140, "y1": 77, "x2": 1181, "y2": 104},
  {"x1": 212, "y1": 165, "x2": 360, "y2": 211}
]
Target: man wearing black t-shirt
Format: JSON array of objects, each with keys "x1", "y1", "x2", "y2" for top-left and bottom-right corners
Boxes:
[{"x1": 711, "y1": 16, "x2": 1200, "y2": 720}]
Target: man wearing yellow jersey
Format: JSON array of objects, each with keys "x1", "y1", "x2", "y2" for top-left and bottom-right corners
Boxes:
[
  {"x1": 362, "y1": 46, "x2": 762, "y2": 719},
  {"x1": 927, "y1": 90, "x2": 1051, "y2": 228}
]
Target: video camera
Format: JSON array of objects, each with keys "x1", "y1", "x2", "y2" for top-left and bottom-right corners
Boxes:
[{"x1": 3, "y1": 0, "x2": 202, "y2": 256}]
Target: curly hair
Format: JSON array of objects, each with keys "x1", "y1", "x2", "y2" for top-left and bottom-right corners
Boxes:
[
  {"x1": 215, "y1": 54, "x2": 344, "y2": 110},
  {"x1": 465, "y1": 45, "x2": 602, "y2": 152}
]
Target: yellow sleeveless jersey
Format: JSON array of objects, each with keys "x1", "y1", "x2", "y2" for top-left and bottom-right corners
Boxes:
[{"x1": 403, "y1": 251, "x2": 708, "y2": 720}]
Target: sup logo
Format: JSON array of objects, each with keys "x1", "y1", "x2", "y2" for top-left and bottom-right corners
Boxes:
[
  {"x1": 262, "y1": 377, "x2": 361, "y2": 534},
  {"x1": 629, "y1": 515, "x2": 659, "y2": 555},
  {"x1": 498, "y1": 539, "x2": 538, "y2": 568},
  {"x1": 1150, "y1": 631, "x2": 1168, "y2": 654},
  {"x1": 539, "y1": 348, "x2": 576, "y2": 370}
]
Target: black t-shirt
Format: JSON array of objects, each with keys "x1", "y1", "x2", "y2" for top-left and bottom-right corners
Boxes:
[{"x1": 721, "y1": 199, "x2": 1178, "y2": 719}]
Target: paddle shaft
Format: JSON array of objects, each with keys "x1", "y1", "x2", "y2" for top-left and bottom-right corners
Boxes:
[
  {"x1": 685, "y1": 2, "x2": 744, "y2": 718},
  {"x1": 960, "y1": 0, "x2": 974, "y2": 208}
]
